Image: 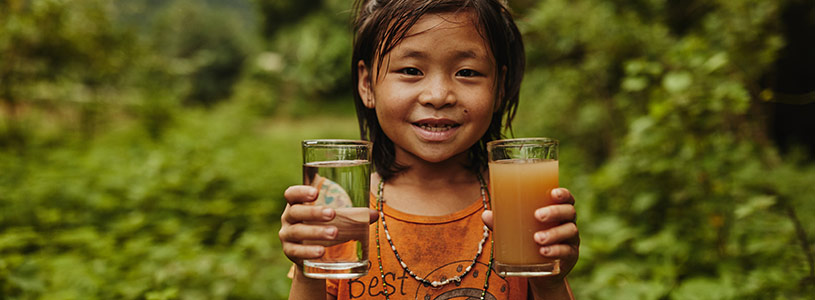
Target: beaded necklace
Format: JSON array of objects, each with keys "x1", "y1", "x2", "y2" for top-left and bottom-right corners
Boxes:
[{"x1": 374, "y1": 174, "x2": 495, "y2": 300}]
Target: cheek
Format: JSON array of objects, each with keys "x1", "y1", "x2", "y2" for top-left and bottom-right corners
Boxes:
[
  {"x1": 375, "y1": 100, "x2": 400, "y2": 120},
  {"x1": 469, "y1": 97, "x2": 498, "y2": 133},
  {"x1": 374, "y1": 100, "x2": 408, "y2": 138},
  {"x1": 476, "y1": 109, "x2": 495, "y2": 132},
  {"x1": 374, "y1": 89, "x2": 412, "y2": 119},
  {"x1": 461, "y1": 105, "x2": 495, "y2": 143},
  {"x1": 468, "y1": 92, "x2": 497, "y2": 121}
]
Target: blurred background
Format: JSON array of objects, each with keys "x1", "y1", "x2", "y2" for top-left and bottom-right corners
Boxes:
[{"x1": 1, "y1": 0, "x2": 814, "y2": 299}]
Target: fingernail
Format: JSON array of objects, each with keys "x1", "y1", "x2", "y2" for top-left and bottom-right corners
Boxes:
[
  {"x1": 325, "y1": 227, "x2": 337, "y2": 238},
  {"x1": 541, "y1": 246, "x2": 551, "y2": 256},
  {"x1": 322, "y1": 208, "x2": 333, "y2": 218},
  {"x1": 537, "y1": 209, "x2": 549, "y2": 221},
  {"x1": 535, "y1": 232, "x2": 548, "y2": 244},
  {"x1": 309, "y1": 189, "x2": 318, "y2": 199},
  {"x1": 554, "y1": 188, "x2": 564, "y2": 199}
]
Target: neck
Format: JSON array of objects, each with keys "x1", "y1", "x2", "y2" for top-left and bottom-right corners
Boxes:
[
  {"x1": 376, "y1": 150, "x2": 485, "y2": 216},
  {"x1": 389, "y1": 149, "x2": 479, "y2": 187}
]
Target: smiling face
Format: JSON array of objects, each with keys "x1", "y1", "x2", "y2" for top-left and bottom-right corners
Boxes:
[{"x1": 358, "y1": 11, "x2": 498, "y2": 167}]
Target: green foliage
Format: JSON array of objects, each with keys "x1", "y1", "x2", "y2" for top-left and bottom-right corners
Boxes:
[
  {"x1": 0, "y1": 0, "x2": 139, "y2": 144},
  {"x1": 266, "y1": 0, "x2": 354, "y2": 105},
  {"x1": 514, "y1": 0, "x2": 815, "y2": 298},
  {"x1": 0, "y1": 101, "x2": 359, "y2": 299},
  {"x1": 146, "y1": 0, "x2": 257, "y2": 106},
  {"x1": 252, "y1": 0, "x2": 319, "y2": 37}
]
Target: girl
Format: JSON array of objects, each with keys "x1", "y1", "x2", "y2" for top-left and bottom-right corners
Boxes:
[{"x1": 279, "y1": 0, "x2": 579, "y2": 299}]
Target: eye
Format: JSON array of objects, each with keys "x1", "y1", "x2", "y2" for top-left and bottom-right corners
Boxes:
[
  {"x1": 456, "y1": 69, "x2": 482, "y2": 77},
  {"x1": 398, "y1": 67, "x2": 423, "y2": 76}
]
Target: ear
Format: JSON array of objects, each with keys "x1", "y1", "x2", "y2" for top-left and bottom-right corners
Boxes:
[{"x1": 358, "y1": 60, "x2": 375, "y2": 109}]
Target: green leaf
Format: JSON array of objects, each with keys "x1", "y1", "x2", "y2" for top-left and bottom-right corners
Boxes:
[
  {"x1": 662, "y1": 71, "x2": 693, "y2": 93},
  {"x1": 735, "y1": 195, "x2": 777, "y2": 219},
  {"x1": 622, "y1": 76, "x2": 649, "y2": 92}
]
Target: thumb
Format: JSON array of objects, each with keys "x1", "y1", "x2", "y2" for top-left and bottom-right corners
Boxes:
[{"x1": 481, "y1": 210, "x2": 494, "y2": 230}]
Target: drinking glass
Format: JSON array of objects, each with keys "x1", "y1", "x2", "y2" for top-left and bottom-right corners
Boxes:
[
  {"x1": 487, "y1": 138, "x2": 560, "y2": 277},
  {"x1": 301, "y1": 139, "x2": 372, "y2": 279}
]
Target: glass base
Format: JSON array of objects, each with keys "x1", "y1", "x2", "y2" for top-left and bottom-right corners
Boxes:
[
  {"x1": 495, "y1": 260, "x2": 560, "y2": 277},
  {"x1": 302, "y1": 261, "x2": 369, "y2": 279}
]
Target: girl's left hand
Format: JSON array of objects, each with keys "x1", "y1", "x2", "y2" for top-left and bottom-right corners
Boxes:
[{"x1": 481, "y1": 188, "x2": 579, "y2": 295}]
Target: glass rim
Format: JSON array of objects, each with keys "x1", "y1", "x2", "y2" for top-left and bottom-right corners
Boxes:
[
  {"x1": 302, "y1": 139, "x2": 372, "y2": 148},
  {"x1": 487, "y1": 137, "x2": 558, "y2": 148}
]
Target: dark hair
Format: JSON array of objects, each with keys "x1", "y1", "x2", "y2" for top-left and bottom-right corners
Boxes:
[{"x1": 352, "y1": 0, "x2": 525, "y2": 180}]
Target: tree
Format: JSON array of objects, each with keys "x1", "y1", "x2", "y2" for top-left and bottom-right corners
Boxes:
[
  {"x1": 147, "y1": 0, "x2": 256, "y2": 106},
  {"x1": 0, "y1": 0, "x2": 136, "y2": 144}
]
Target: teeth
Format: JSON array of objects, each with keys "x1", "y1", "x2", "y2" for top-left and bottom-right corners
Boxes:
[{"x1": 419, "y1": 123, "x2": 454, "y2": 132}]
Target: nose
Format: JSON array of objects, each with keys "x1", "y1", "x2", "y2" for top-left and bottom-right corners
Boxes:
[{"x1": 418, "y1": 74, "x2": 456, "y2": 108}]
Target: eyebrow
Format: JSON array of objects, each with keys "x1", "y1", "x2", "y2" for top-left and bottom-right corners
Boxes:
[
  {"x1": 396, "y1": 49, "x2": 482, "y2": 60},
  {"x1": 397, "y1": 50, "x2": 427, "y2": 59}
]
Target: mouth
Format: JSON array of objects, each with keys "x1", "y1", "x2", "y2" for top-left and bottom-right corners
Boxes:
[
  {"x1": 411, "y1": 119, "x2": 461, "y2": 142},
  {"x1": 413, "y1": 122, "x2": 460, "y2": 132}
]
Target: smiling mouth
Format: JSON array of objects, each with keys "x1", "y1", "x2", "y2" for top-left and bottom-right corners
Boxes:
[{"x1": 414, "y1": 122, "x2": 460, "y2": 132}]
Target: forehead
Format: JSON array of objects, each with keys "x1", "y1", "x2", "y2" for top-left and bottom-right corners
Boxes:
[
  {"x1": 405, "y1": 11, "x2": 481, "y2": 38},
  {"x1": 387, "y1": 11, "x2": 493, "y2": 60}
]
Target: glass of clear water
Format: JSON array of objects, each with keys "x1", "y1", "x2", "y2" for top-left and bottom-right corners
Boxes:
[{"x1": 301, "y1": 139, "x2": 372, "y2": 279}]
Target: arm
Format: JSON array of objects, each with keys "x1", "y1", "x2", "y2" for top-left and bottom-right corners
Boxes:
[
  {"x1": 288, "y1": 267, "x2": 330, "y2": 300},
  {"x1": 528, "y1": 278, "x2": 574, "y2": 300}
]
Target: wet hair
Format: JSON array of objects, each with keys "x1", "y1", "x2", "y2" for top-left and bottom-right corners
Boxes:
[{"x1": 352, "y1": 0, "x2": 525, "y2": 180}]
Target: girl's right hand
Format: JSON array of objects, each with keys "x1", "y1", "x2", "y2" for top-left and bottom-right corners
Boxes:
[{"x1": 278, "y1": 185, "x2": 339, "y2": 266}]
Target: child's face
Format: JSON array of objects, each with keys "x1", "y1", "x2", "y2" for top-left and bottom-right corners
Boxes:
[{"x1": 359, "y1": 11, "x2": 498, "y2": 165}]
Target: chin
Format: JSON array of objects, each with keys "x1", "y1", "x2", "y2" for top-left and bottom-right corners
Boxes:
[{"x1": 416, "y1": 146, "x2": 469, "y2": 164}]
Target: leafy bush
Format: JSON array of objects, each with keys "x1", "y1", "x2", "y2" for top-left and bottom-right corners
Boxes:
[
  {"x1": 0, "y1": 101, "x2": 359, "y2": 299},
  {"x1": 514, "y1": 0, "x2": 815, "y2": 298}
]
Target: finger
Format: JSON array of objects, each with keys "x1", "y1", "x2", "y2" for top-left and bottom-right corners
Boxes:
[
  {"x1": 534, "y1": 204, "x2": 576, "y2": 224},
  {"x1": 284, "y1": 205, "x2": 335, "y2": 225},
  {"x1": 550, "y1": 188, "x2": 575, "y2": 205},
  {"x1": 481, "y1": 210, "x2": 494, "y2": 230},
  {"x1": 369, "y1": 208, "x2": 380, "y2": 224},
  {"x1": 539, "y1": 243, "x2": 579, "y2": 258},
  {"x1": 279, "y1": 223, "x2": 338, "y2": 244},
  {"x1": 282, "y1": 242, "x2": 326, "y2": 261},
  {"x1": 534, "y1": 222, "x2": 578, "y2": 246},
  {"x1": 284, "y1": 185, "x2": 319, "y2": 204}
]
